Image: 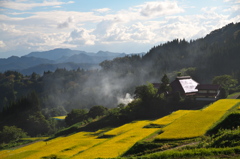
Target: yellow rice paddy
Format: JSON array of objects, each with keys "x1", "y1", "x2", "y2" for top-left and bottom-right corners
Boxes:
[
  {"x1": 0, "y1": 132, "x2": 106, "y2": 159},
  {"x1": 151, "y1": 110, "x2": 194, "y2": 126},
  {"x1": 0, "y1": 121, "x2": 157, "y2": 159},
  {"x1": 72, "y1": 121, "x2": 158, "y2": 159},
  {"x1": 52, "y1": 116, "x2": 66, "y2": 120},
  {"x1": 103, "y1": 120, "x2": 151, "y2": 136},
  {"x1": 156, "y1": 99, "x2": 240, "y2": 140}
]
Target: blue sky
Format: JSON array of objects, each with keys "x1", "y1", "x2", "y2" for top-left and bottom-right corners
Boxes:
[{"x1": 0, "y1": 0, "x2": 239, "y2": 58}]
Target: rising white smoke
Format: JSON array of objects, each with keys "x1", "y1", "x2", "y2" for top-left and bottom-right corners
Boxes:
[{"x1": 117, "y1": 93, "x2": 134, "y2": 106}]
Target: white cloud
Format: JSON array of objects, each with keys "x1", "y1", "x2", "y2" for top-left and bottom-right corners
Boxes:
[
  {"x1": 224, "y1": 0, "x2": 240, "y2": 20},
  {"x1": 94, "y1": 18, "x2": 120, "y2": 36},
  {"x1": 67, "y1": 28, "x2": 96, "y2": 45},
  {"x1": 104, "y1": 26, "x2": 131, "y2": 42},
  {"x1": 138, "y1": 1, "x2": 184, "y2": 17},
  {"x1": 0, "y1": 23, "x2": 23, "y2": 35},
  {"x1": 129, "y1": 22, "x2": 155, "y2": 43},
  {"x1": 0, "y1": 41, "x2": 6, "y2": 48},
  {"x1": 0, "y1": 22, "x2": 71, "y2": 53},
  {"x1": 224, "y1": 0, "x2": 240, "y2": 2},
  {"x1": 57, "y1": 16, "x2": 75, "y2": 29},
  {"x1": 93, "y1": 8, "x2": 111, "y2": 13},
  {"x1": 0, "y1": 0, "x2": 74, "y2": 11}
]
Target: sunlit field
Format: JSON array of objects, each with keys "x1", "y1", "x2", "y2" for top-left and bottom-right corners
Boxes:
[
  {"x1": 156, "y1": 99, "x2": 240, "y2": 140},
  {"x1": 151, "y1": 110, "x2": 194, "y2": 126},
  {"x1": 52, "y1": 116, "x2": 66, "y2": 120},
  {"x1": 72, "y1": 123, "x2": 158, "y2": 159},
  {"x1": 0, "y1": 132, "x2": 106, "y2": 159},
  {"x1": 203, "y1": 99, "x2": 240, "y2": 111},
  {"x1": 0, "y1": 120, "x2": 158, "y2": 159},
  {"x1": 103, "y1": 120, "x2": 151, "y2": 136}
]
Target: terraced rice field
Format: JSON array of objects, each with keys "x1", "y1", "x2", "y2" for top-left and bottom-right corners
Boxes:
[
  {"x1": 156, "y1": 99, "x2": 240, "y2": 140},
  {"x1": 103, "y1": 120, "x2": 151, "y2": 136},
  {"x1": 0, "y1": 132, "x2": 107, "y2": 159},
  {"x1": 73, "y1": 126, "x2": 158, "y2": 158},
  {"x1": 0, "y1": 121, "x2": 159, "y2": 159},
  {"x1": 151, "y1": 110, "x2": 194, "y2": 126},
  {"x1": 1, "y1": 99, "x2": 239, "y2": 159}
]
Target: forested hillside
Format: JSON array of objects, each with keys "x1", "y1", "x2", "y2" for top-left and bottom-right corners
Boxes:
[
  {"x1": 0, "y1": 22, "x2": 239, "y2": 137},
  {"x1": 101, "y1": 22, "x2": 240, "y2": 83}
]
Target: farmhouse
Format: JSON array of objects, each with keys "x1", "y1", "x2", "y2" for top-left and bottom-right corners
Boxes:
[
  {"x1": 170, "y1": 76, "x2": 198, "y2": 97},
  {"x1": 154, "y1": 76, "x2": 221, "y2": 101}
]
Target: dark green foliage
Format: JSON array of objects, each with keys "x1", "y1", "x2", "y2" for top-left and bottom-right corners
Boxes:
[
  {"x1": 134, "y1": 83, "x2": 158, "y2": 103},
  {"x1": 171, "y1": 91, "x2": 182, "y2": 103},
  {"x1": 124, "y1": 141, "x2": 164, "y2": 156},
  {"x1": 159, "y1": 74, "x2": 171, "y2": 95},
  {"x1": 0, "y1": 126, "x2": 27, "y2": 143},
  {"x1": 0, "y1": 92, "x2": 59, "y2": 137},
  {"x1": 124, "y1": 139, "x2": 196, "y2": 157},
  {"x1": 0, "y1": 140, "x2": 30, "y2": 150},
  {"x1": 218, "y1": 87, "x2": 229, "y2": 99},
  {"x1": 143, "y1": 147, "x2": 240, "y2": 159},
  {"x1": 65, "y1": 109, "x2": 88, "y2": 126},
  {"x1": 133, "y1": 82, "x2": 170, "y2": 119},
  {"x1": 0, "y1": 71, "x2": 43, "y2": 112},
  {"x1": 212, "y1": 75, "x2": 238, "y2": 89},
  {"x1": 210, "y1": 129, "x2": 240, "y2": 148},
  {"x1": 53, "y1": 122, "x2": 83, "y2": 138},
  {"x1": 88, "y1": 105, "x2": 108, "y2": 119},
  {"x1": 65, "y1": 106, "x2": 108, "y2": 126}
]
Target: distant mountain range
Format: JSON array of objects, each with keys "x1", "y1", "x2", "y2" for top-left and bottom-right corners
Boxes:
[{"x1": 0, "y1": 49, "x2": 144, "y2": 75}]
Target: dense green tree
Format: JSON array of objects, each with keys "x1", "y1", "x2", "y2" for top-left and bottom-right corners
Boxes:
[
  {"x1": 212, "y1": 75, "x2": 238, "y2": 89},
  {"x1": 88, "y1": 105, "x2": 108, "y2": 119},
  {"x1": 65, "y1": 109, "x2": 88, "y2": 126},
  {"x1": 159, "y1": 74, "x2": 171, "y2": 95},
  {"x1": 30, "y1": 72, "x2": 39, "y2": 80},
  {"x1": 218, "y1": 88, "x2": 229, "y2": 99},
  {"x1": 0, "y1": 92, "x2": 54, "y2": 136},
  {"x1": 134, "y1": 83, "x2": 158, "y2": 103},
  {"x1": 0, "y1": 126, "x2": 27, "y2": 143},
  {"x1": 23, "y1": 111, "x2": 51, "y2": 136}
]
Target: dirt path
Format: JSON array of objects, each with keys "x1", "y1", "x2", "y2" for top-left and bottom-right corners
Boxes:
[{"x1": 228, "y1": 93, "x2": 240, "y2": 99}]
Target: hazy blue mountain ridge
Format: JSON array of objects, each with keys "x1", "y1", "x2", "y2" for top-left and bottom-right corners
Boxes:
[{"x1": 0, "y1": 49, "x2": 143, "y2": 75}]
